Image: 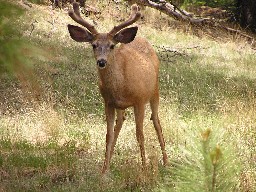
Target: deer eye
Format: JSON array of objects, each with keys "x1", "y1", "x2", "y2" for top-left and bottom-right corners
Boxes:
[
  {"x1": 110, "y1": 44, "x2": 115, "y2": 49},
  {"x1": 92, "y1": 44, "x2": 97, "y2": 49}
]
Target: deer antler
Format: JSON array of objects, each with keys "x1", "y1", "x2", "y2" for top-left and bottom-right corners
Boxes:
[
  {"x1": 68, "y1": 2, "x2": 98, "y2": 35},
  {"x1": 108, "y1": 4, "x2": 141, "y2": 37}
]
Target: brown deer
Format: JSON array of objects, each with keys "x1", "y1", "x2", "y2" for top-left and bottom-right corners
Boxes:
[{"x1": 67, "y1": 2, "x2": 168, "y2": 173}]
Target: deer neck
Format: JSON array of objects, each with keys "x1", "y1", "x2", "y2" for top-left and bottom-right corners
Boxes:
[{"x1": 97, "y1": 49, "x2": 124, "y2": 90}]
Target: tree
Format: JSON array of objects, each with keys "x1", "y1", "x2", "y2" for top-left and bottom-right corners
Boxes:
[
  {"x1": 0, "y1": 0, "x2": 42, "y2": 98},
  {"x1": 237, "y1": 0, "x2": 256, "y2": 32}
]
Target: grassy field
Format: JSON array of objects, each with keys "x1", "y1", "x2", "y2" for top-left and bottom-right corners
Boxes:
[{"x1": 0, "y1": 1, "x2": 256, "y2": 191}]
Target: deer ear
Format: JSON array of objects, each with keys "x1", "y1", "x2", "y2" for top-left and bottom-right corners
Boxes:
[
  {"x1": 113, "y1": 27, "x2": 138, "y2": 44},
  {"x1": 67, "y1": 24, "x2": 94, "y2": 42}
]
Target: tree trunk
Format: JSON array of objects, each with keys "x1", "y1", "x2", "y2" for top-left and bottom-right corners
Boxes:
[{"x1": 237, "y1": 0, "x2": 256, "y2": 32}]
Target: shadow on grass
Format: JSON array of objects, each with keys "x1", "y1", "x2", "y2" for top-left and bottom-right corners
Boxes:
[
  {"x1": 0, "y1": 138, "x2": 123, "y2": 191},
  {"x1": 2, "y1": 37, "x2": 255, "y2": 118},
  {"x1": 0, "y1": 138, "x2": 166, "y2": 192},
  {"x1": 158, "y1": 50, "x2": 256, "y2": 116},
  {"x1": 0, "y1": 40, "x2": 104, "y2": 116},
  {"x1": 45, "y1": 44, "x2": 104, "y2": 117},
  {"x1": 50, "y1": 43, "x2": 256, "y2": 118}
]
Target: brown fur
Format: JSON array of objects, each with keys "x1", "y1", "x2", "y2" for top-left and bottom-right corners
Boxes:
[
  {"x1": 94, "y1": 36, "x2": 168, "y2": 173},
  {"x1": 98, "y1": 37, "x2": 158, "y2": 109}
]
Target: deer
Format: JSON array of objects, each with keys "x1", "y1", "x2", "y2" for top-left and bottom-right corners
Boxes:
[{"x1": 67, "y1": 2, "x2": 168, "y2": 173}]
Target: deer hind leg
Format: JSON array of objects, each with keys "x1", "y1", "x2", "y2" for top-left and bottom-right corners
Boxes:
[
  {"x1": 102, "y1": 105, "x2": 115, "y2": 174},
  {"x1": 150, "y1": 93, "x2": 168, "y2": 165},
  {"x1": 134, "y1": 104, "x2": 146, "y2": 168},
  {"x1": 110, "y1": 109, "x2": 125, "y2": 159}
]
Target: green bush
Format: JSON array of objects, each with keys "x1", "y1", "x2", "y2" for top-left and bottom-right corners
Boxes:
[
  {"x1": 168, "y1": 127, "x2": 241, "y2": 191},
  {"x1": 0, "y1": 1, "x2": 40, "y2": 78},
  {"x1": 0, "y1": 0, "x2": 44, "y2": 97},
  {"x1": 0, "y1": 1, "x2": 25, "y2": 74}
]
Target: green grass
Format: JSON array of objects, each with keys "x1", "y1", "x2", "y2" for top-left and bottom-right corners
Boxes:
[{"x1": 0, "y1": 0, "x2": 256, "y2": 191}]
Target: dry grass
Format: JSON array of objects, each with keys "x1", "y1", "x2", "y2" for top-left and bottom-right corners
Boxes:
[{"x1": 0, "y1": 0, "x2": 256, "y2": 191}]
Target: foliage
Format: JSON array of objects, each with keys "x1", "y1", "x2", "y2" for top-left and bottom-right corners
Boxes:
[
  {"x1": 0, "y1": 1, "x2": 48, "y2": 100},
  {"x1": 237, "y1": 0, "x2": 256, "y2": 32},
  {"x1": 169, "y1": 127, "x2": 241, "y2": 191},
  {"x1": 0, "y1": 1, "x2": 26, "y2": 74},
  {"x1": 0, "y1": 1, "x2": 38, "y2": 80}
]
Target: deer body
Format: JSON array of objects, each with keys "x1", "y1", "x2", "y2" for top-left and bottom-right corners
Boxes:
[
  {"x1": 67, "y1": 2, "x2": 167, "y2": 173},
  {"x1": 98, "y1": 37, "x2": 158, "y2": 110}
]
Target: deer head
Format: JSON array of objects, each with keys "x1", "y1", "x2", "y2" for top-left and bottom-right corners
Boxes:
[{"x1": 67, "y1": 2, "x2": 141, "y2": 69}]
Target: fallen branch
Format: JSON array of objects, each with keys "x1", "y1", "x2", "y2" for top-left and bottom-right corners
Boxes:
[
  {"x1": 29, "y1": 20, "x2": 38, "y2": 36},
  {"x1": 154, "y1": 44, "x2": 212, "y2": 62},
  {"x1": 154, "y1": 44, "x2": 187, "y2": 63},
  {"x1": 221, "y1": 26, "x2": 254, "y2": 40},
  {"x1": 47, "y1": 16, "x2": 58, "y2": 38},
  {"x1": 18, "y1": 0, "x2": 32, "y2": 9},
  {"x1": 129, "y1": 0, "x2": 255, "y2": 41},
  {"x1": 154, "y1": 45, "x2": 186, "y2": 57},
  {"x1": 139, "y1": 0, "x2": 209, "y2": 24}
]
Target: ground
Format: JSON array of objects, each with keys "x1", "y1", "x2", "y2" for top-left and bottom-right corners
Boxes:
[{"x1": 0, "y1": 1, "x2": 255, "y2": 191}]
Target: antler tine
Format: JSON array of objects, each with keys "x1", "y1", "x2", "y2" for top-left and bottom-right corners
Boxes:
[
  {"x1": 108, "y1": 4, "x2": 141, "y2": 37},
  {"x1": 68, "y1": 2, "x2": 98, "y2": 35}
]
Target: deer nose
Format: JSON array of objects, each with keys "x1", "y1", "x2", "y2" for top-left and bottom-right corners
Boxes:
[{"x1": 97, "y1": 59, "x2": 107, "y2": 68}]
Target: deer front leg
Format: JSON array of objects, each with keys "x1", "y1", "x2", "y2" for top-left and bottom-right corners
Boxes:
[
  {"x1": 134, "y1": 104, "x2": 146, "y2": 168},
  {"x1": 110, "y1": 109, "x2": 125, "y2": 160},
  {"x1": 102, "y1": 104, "x2": 115, "y2": 174}
]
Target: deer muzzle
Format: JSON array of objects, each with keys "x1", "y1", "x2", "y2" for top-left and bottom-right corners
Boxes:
[{"x1": 97, "y1": 59, "x2": 107, "y2": 69}]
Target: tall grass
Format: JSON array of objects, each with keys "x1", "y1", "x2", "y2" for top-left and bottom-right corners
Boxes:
[{"x1": 0, "y1": 0, "x2": 255, "y2": 191}]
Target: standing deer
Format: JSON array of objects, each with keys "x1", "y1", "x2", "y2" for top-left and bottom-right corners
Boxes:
[{"x1": 67, "y1": 2, "x2": 168, "y2": 173}]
